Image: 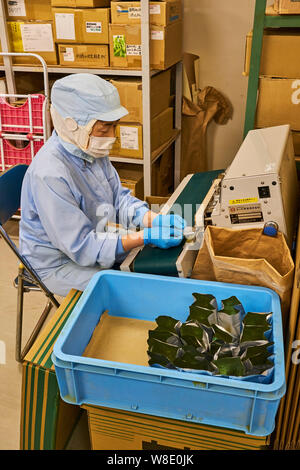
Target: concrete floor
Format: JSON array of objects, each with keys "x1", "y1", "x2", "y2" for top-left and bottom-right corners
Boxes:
[{"x1": 0, "y1": 220, "x2": 90, "y2": 450}]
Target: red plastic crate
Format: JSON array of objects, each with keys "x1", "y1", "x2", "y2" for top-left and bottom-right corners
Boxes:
[
  {"x1": 0, "y1": 94, "x2": 45, "y2": 135},
  {"x1": 1, "y1": 138, "x2": 44, "y2": 170}
]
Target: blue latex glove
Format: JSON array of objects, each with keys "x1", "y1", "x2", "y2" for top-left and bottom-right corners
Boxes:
[
  {"x1": 144, "y1": 225, "x2": 184, "y2": 249},
  {"x1": 152, "y1": 214, "x2": 187, "y2": 230}
]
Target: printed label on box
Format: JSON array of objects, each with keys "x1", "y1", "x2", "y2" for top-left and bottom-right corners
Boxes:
[
  {"x1": 8, "y1": 22, "x2": 23, "y2": 52},
  {"x1": 120, "y1": 126, "x2": 139, "y2": 150},
  {"x1": 116, "y1": 5, "x2": 127, "y2": 12},
  {"x1": 76, "y1": 52, "x2": 107, "y2": 61},
  {"x1": 55, "y1": 13, "x2": 75, "y2": 40},
  {"x1": 63, "y1": 47, "x2": 75, "y2": 62},
  {"x1": 113, "y1": 35, "x2": 126, "y2": 57},
  {"x1": 7, "y1": 0, "x2": 26, "y2": 17},
  {"x1": 86, "y1": 22, "x2": 102, "y2": 34},
  {"x1": 126, "y1": 44, "x2": 141, "y2": 56},
  {"x1": 128, "y1": 6, "x2": 141, "y2": 18},
  {"x1": 150, "y1": 4, "x2": 161, "y2": 14},
  {"x1": 151, "y1": 30, "x2": 164, "y2": 40},
  {"x1": 21, "y1": 23, "x2": 54, "y2": 52}
]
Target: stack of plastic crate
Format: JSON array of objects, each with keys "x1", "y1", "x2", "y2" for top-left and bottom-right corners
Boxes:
[{"x1": 0, "y1": 93, "x2": 47, "y2": 171}]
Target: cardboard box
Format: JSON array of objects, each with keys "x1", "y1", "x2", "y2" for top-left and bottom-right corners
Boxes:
[
  {"x1": 150, "y1": 22, "x2": 182, "y2": 70},
  {"x1": 111, "y1": 69, "x2": 171, "y2": 123},
  {"x1": 150, "y1": 106, "x2": 174, "y2": 150},
  {"x1": 20, "y1": 290, "x2": 82, "y2": 450},
  {"x1": 113, "y1": 163, "x2": 144, "y2": 199},
  {"x1": 52, "y1": 8, "x2": 110, "y2": 44},
  {"x1": 111, "y1": 1, "x2": 182, "y2": 26},
  {"x1": 113, "y1": 146, "x2": 174, "y2": 199},
  {"x1": 292, "y1": 131, "x2": 300, "y2": 156},
  {"x1": 5, "y1": 0, "x2": 52, "y2": 21},
  {"x1": 0, "y1": 77, "x2": 6, "y2": 93},
  {"x1": 146, "y1": 195, "x2": 169, "y2": 208},
  {"x1": 7, "y1": 21, "x2": 58, "y2": 65},
  {"x1": 109, "y1": 21, "x2": 182, "y2": 70},
  {"x1": 256, "y1": 77, "x2": 300, "y2": 131},
  {"x1": 111, "y1": 107, "x2": 174, "y2": 158},
  {"x1": 58, "y1": 43, "x2": 109, "y2": 67},
  {"x1": 274, "y1": 0, "x2": 300, "y2": 14},
  {"x1": 112, "y1": 122, "x2": 144, "y2": 158},
  {"x1": 0, "y1": 68, "x2": 51, "y2": 94},
  {"x1": 151, "y1": 145, "x2": 174, "y2": 196},
  {"x1": 51, "y1": 0, "x2": 110, "y2": 6},
  {"x1": 82, "y1": 404, "x2": 268, "y2": 450},
  {"x1": 244, "y1": 30, "x2": 300, "y2": 78}
]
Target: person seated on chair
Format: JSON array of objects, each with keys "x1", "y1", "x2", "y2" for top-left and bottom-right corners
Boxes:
[{"x1": 19, "y1": 73, "x2": 186, "y2": 297}]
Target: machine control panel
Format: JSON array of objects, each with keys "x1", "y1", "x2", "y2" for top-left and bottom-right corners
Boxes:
[{"x1": 258, "y1": 186, "x2": 271, "y2": 199}]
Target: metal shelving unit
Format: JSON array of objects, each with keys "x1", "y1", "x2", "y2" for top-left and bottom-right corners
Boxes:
[
  {"x1": 0, "y1": 0, "x2": 183, "y2": 196},
  {"x1": 0, "y1": 64, "x2": 161, "y2": 76},
  {"x1": 244, "y1": 0, "x2": 300, "y2": 138}
]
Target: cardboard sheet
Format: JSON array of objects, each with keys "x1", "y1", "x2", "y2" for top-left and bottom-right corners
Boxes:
[
  {"x1": 83, "y1": 311, "x2": 156, "y2": 366},
  {"x1": 183, "y1": 52, "x2": 200, "y2": 103}
]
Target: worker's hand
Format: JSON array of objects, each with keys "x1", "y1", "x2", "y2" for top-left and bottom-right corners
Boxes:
[
  {"x1": 152, "y1": 214, "x2": 187, "y2": 230},
  {"x1": 143, "y1": 224, "x2": 184, "y2": 249}
]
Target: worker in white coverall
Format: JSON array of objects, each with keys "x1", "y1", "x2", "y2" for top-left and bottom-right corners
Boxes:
[{"x1": 19, "y1": 74, "x2": 186, "y2": 296}]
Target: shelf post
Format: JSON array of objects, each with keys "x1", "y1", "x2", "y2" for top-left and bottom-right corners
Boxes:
[
  {"x1": 174, "y1": 61, "x2": 183, "y2": 187},
  {"x1": 243, "y1": 0, "x2": 267, "y2": 138},
  {"x1": 141, "y1": 0, "x2": 151, "y2": 198},
  {"x1": 0, "y1": 0, "x2": 16, "y2": 94}
]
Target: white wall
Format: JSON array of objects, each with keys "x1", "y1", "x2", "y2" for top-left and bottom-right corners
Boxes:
[{"x1": 183, "y1": 0, "x2": 256, "y2": 170}]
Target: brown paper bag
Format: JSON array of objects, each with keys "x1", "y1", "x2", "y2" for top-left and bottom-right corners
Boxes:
[
  {"x1": 192, "y1": 226, "x2": 295, "y2": 320},
  {"x1": 180, "y1": 87, "x2": 232, "y2": 181}
]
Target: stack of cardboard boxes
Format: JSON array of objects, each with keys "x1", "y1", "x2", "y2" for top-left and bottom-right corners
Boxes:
[
  {"x1": 109, "y1": 0, "x2": 182, "y2": 70},
  {"x1": 111, "y1": 68, "x2": 175, "y2": 197},
  {"x1": 273, "y1": 0, "x2": 300, "y2": 15},
  {"x1": 2, "y1": 0, "x2": 111, "y2": 66},
  {"x1": 2, "y1": 0, "x2": 183, "y2": 69},
  {"x1": 108, "y1": 0, "x2": 181, "y2": 197},
  {"x1": 3, "y1": 0, "x2": 57, "y2": 65},
  {"x1": 55, "y1": 0, "x2": 182, "y2": 69},
  {"x1": 244, "y1": 26, "x2": 300, "y2": 164},
  {"x1": 111, "y1": 69, "x2": 172, "y2": 158},
  {"x1": 53, "y1": 0, "x2": 111, "y2": 68}
]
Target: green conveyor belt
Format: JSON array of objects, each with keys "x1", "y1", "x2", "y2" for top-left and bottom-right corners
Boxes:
[{"x1": 133, "y1": 170, "x2": 223, "y2": 276}]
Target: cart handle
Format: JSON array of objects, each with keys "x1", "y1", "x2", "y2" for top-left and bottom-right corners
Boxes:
[{"x1": 0, "y1": 52, "x2": 49, "y2": 100}]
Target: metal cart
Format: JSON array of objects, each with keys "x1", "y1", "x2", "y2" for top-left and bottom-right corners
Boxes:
[{"x1": 0, "y1": 52, "x2": 50, "y2": 172}]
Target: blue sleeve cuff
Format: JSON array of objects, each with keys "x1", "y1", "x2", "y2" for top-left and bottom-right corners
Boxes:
[
  {"x1": 132, "y1": 206, "x2": 150, "y2": 228},
  {"x1": 116, "y1": 236, "x2": 125, "y2": 256}
]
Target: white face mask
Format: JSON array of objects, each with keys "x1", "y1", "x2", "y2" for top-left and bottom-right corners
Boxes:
[
  {"x1": 50, "y1": 105, "x2": 116, "y2": 159},
  {"x1": 87, "y1": 135, "x2": 116, "y2": 158}
]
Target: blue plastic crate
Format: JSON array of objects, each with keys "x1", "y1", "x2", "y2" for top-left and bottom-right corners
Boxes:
[{"x1": 52, "y1": 271, "x2": 286, "y2": 436}]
